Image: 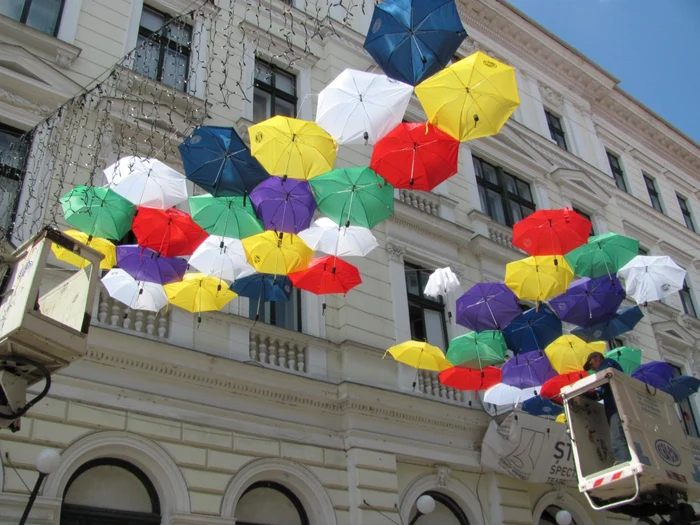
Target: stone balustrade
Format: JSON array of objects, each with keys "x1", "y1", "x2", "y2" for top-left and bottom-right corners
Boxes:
[
  {"x1": 249, "y1": 331, "x2": 307, "y2": 374},
  {"x1": 398, "y1": 189, "x2": 440, "y2": 216},
  {"x1": 94, "y1": 288, "x2": 169, "y2": 339},
  {"x1": 488, "y1": 223, "x2": 515, "y2": 249},
  {"x1": 416, "y1": 370, "x2": 464, "y2": 403}
]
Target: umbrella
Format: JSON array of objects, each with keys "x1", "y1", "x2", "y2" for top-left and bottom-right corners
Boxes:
[
  {"x1": 445, "y1": 330, "x2": 507, "y2": 369},
  {"x1": 189, "y1": 194, "x2": 264, "y2": 240},
  {"x1": 231, "y1": 273, "x2": 293, "y2": 302},
  {"x1": 631, "y1": 361, "x2": 675, "y2": 389},
  {"x1": 289, "y1": 256, "x2": 362, "y2": 295},
  {"x1": 438, "y1": 366, "x2": 501, "y2": 391},
  {"x1": 60, "y1": 185, "x2": 135, "y2": 240},
  {"x1": 502, "y1": 304, "x2": 562, "y2": 354},
  {"x1": 103, "y1": 155, "x2": 188, "y2": 209},
  {"x1": 505, "y1": 256, "x2": 574, "y2": 303},
  {"x1": 483, "y1": 383, "x2": 538, "y2": 414},
  {"x1": 548, "y1": 274, "x2": 626, "y2": 328},
  {"x1": 415, "y1": 51, "x2": 519, "y2": 141},
  {"x1": 188, "y1": 235, "x2": 256, "y2": 282},
  {"x1": 618, "y1": 255, "x2": 687, "y2": 304},
  {"x1": 522, "y1": 396, "x2": 563, "y2": 417},
  {"x1": 132, "y1": 207, "x2": 209, "y2": 257},
  {"x1": 564, "y1": 232, "x2": 639, "y2": 279},
  {"x1": 309, "y1": 167, "x2": 394, "y2": 229},
  {"x1": 455, "y1": 282, "x2": 521, "y2": 332},
  {"x1": 363, "y1": 0, "x2": 467, "y2": 86},
  {"x1": 101, "y1": 268, "x2": 168, "y2": 312},
  {"x1": 51, "y1": 230, "x2": 115, "y2": 270},
  {"x1": 165, "y1": 273, "x2": 237, "y2": 322},
  {"x1": 512, "y1": 208, "x2": 591, "y2": 257},
  {"x1": 315, "y1": 69, "x2": 414, "y2": 144},
  {"x1": 178, "y1": 126, "x2": 269, "y2": 197},
  {"x1": 423, "y1": 267, "x2": 460, "y2": 300},
  {"x1": 242, "y1": 231, "x2": 313, "y2": 276},
  {"x1": 369, "y1": 122, "x2": 459, "y2": 191},
  {"x1": 383, "y1": 341, "x2": 453, "y2": 372},
  {"x1": 545, "y1": 335, "x2": 604, "y2": 374},
  {"x1": 556, "y1": 413, "x2": 567, "y2": 424},
  {"x1": 297, "y1": 217, "x2": 378, "y2": 257},
  {"x1": 540, "y1": 371, "x2": 587, "y2": 401},
  {"x1": 571, "y1": 305, "x2": 644, "y2": 343},
  {"x1": 249, "y1": 177, "x2": 316, "y2": 234},
  {"x1": 249, "y1": 116, "x2": 337, "y2": 180},
  {"x1": 605, "y1": 346, "x2": 642, "y2": 375},
  {"x1": 501, "y1": 350, "x2": 557, "y2": 389},
  {"x1": 661, "y1": 376, "x2": 700, "y2": 402},
  {"x1": 116, "y1": 245, "x2": 187, "y2": 285}
]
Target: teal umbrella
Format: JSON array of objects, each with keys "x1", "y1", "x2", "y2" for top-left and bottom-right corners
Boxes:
[
  {"x1": 564, "y1": 232, "x2": 639, "y2": 278},
  {"x1": 60, "y1": 185, "x2": 135, "y2": 240},
  {"x1": 445, "y1": 330, "x2": 507, "y2": 370},
  {"x1": 189, "y1": 195, "x2": 264, "y2": 240}
]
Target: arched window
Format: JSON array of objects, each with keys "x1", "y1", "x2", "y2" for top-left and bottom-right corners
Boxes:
[
  {"x1": 538, "y1": 505, "x2": 577, "y2": 525},
  {"x1": 235, "y1": 481, "x2": 309, "y2": 525},
  {"x1": 408, "y1": 491, "x2": 470, "y2": 525},
  {"x1": 60, "y1": 458, "x2": 161, "y2": 525}
]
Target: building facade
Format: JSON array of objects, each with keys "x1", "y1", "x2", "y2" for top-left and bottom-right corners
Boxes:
[{"x1": 0, "y1": 1, "x2": 699, "y2": 524}]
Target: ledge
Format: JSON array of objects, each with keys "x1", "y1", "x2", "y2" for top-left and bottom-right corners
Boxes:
[{"x1": 0, "y1": 14, "x2": 81, "y2": 68}]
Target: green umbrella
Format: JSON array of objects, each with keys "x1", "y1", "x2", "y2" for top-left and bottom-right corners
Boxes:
[
  {"x1": 309, "y1": 167, "x2": 394, "y2": 229},
  {"x1": 446, "y1": 330, "x2": 507, "y2": 370},
  {"x1": 60, "y1": 185, "x2": 135, "y2": 240},
  {"x1": 605, "y1": 346, "x2": 642, "y2": 375},
  {"x1": 189, "y1": 195, "x2": 264, "y2": 239},
  {"x1": 564, "y1": 232, "x2": 639, "y2": 278}
]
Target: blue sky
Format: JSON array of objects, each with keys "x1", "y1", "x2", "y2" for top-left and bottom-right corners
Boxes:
[{"x1": 506, "y1": 0, "x2": 700, "y2": 144}]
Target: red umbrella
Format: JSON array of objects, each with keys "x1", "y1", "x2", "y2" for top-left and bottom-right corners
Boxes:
[
  {"x1": 540, "y1": 370, "x2": 587, "y2": 402},
  {"x1": 513, "y1": 208, "x2": 591, "y2": 256},
  {"x1": 289, "y1": 256, "x2": 362, "y2": 295},
  {"x1": 132, "y1": 207, "x2": 208, "y2": 257},
  {"x1": 438, "y1": 366, "x2": 502, "y2": 391},
  {"x1": 369, "y1": 122, "x2": 459, "y2": 191}
]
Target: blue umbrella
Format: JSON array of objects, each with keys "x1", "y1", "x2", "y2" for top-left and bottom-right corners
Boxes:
[
  {"x1": 502, "y1": 304, "x2": 562, "y2": 354},
  {"x1": 631, "y1": 361, "x2": 675, "y2": 389},
  {"x1": 363, "y1": 0, "x2": 467, "y2": 86},
  {"x1": 522, "y1": 396, "x2": 563, "y2": 417},
  {"x1": 661, "y1": 376, "x2": 700, "y2": 402},
  {"x1": 179, "y1": 126, "x2": 269, "y2": 197},
  {"x1": 549, "y1": 274, "x2": 626, "y2": 328},
  {"x1": 572, "y1": 305, "x2": 644, "y2": 343},
  {"x1": 232, "y1": 273, "x2": 293, "y2": 322}
]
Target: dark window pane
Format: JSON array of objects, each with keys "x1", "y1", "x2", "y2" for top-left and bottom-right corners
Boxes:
[
  {"x1": 516, "y1": 179, "x2": 532, "y2": 201},
  {"x1": 0, "y1": 125, "x2": 29, "y2": 236},
  {"x1": 253, "y1": 90, "x2": 272, "y2": 123},
  {"x1": 248, "y1": 289, "x2": 301, "y2": 332},
  {"x1": 678, "y1": 194, "x2": 696, "y2": 232},
  {"x1": 478, "y1": 185, "x2": 488, "y2": 216},
  {"x1": 140, "y1": 7, "x2": 166, "y2": 31},
  {"x1": 505, "y1": 174, "x2": 517, "y2": 195},
  {"x1": 482, "y1": 161, "x2": 498, "y2": 184},
  {"x1": 166, "y1": 23, "x2": 191, "y2": 47},
  {"x1": 546, "y1": 111, "x2": 568, "y2": 151},
  {"x1": 424, "y1": 308, "x2": 446, "y2": 350},
  {"x1": 133, "y1": 37, "x2": 161, "y2": 81},
  {"x1": 274, "y1": 97, "x2": 296, "y2": 118},
  {"x1": 1, "y1": 0, "x2": 63, "y2": 36},
  {"x1": 161, "y1": 49, "x2": 188, "y2": 90},
  {"x1": 409, "y1": 303, "x2": 426, "y2": 341},
  {"x1": 680, "y1": 281, "x2": 697, "y2": 318},
  {"x1": 473, "y1": 155, "x2": 534, "y2": 227},
  {"x1": 486, "y1": 189, "x2": 506, "y2": 224},
  {"x1": 253, "y1": 60, "x2": 297, "y2": 122},
  {"x1": 472, "y1": 157, "x2": 483, "y2": 179},
  {"x1": 405, "y1": 268, "x2": 420, "y2": 296},
  {"x1": 669, "y1": 364, "x2": 700, "y2": 437},
  {"x1": 0, "y1": 1, "x2": 24, "y2": 21}
]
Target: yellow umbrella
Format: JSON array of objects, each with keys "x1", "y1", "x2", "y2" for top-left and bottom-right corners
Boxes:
[
  {"x1": 51, "y1": 230, "x2": 115, "y2": 270},
  {"x1": 249, "y1": 116, "x2": 337, "y2": 180},
  {"x1": 242, "y1": 231, "x2": 313, "y2": 276},
  {"x1": 164, "y1": 273, "x2": 237, "y2": 320},
  {"x1": 383, "y1": 341, "x2": 454, "y2": 372},
  {"x1": 545, "y1": 335, "x2": 604, "y2": 374},
  {"x1": 556, "y1": 413, "x2": 567, "y2": 424},
  {"x1": 505, "y1": 256, "x2": 574, "y2": 303},
  {"x1": 414, "y1": 51, "x2": 520, "y2": 142}
]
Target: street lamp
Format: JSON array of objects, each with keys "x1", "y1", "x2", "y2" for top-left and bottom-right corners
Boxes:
[
  {"x1": 555, "y1": 509, "x2": 573, "y2": 525},
  {"x1": 18, "y1": 448, "x2": 61, "y2": 525},
  {"x1": 408, "y1": 494, "x2": 436, "y2": 525}
]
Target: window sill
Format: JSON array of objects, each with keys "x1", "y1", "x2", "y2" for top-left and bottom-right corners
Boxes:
[{"x1": 0, "y1": 14, "x2": 81, "y2": 68}]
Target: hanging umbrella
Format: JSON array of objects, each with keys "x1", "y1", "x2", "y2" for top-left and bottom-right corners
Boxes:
[
  {"x1": 571, "y1": 305, "x2": 644, "y2": 343},
  {"x1": 564, "y1": 232, "x2": 639, "y2": 279},
  {"x1": 438, "y1": 366, "x2": 501, "y2": 391},
  {"x1": 178, "y1": 126, "x2": 269, "y2": 197},
  {"x1": 483, "y1": 383, "x2": 538, "y2": 414},
  {"x1": 369, "y1": 122, "x2": 459, "y2": 191},
  {"x1": 423, "y1": 267, "x2": 460, "y2": 301},
  {"x1": 363, "y1": 0, "x2": 467, "y2": 86},
  {"x1": 249, "y1": 116, "x2": 337, "y2": 180},
  {"x1": 249, "y1": 177, "x2": 316, "y2": 234},
  {"x1": 631, "y1": 361, "x2": 675, "y2": 389},
  {"x1": 383, "y1": 341, "x2": 453, "y2": 372},
  {"x1": 189, "y1": 194, "x2": 264, "y2": 240},
  {"x1": 502, "y1": 304, "x2": 562, "y2": 354},
  {"x1": 604, "y1": 346, "x2": 642, "y2": 375},
  {"x1": 501, "y1": 350, "x2": 557, "y2": 389},
  {"x1": 289, "y1": 256, "x2": 362, "y2": 295},
  {"x1": 116, "y1": 245, "x2": 187, "y2": 285},
  {"x1": 132, "y1": 207, "x2": 208, "y2": 257},
  {"x1": 555, "y1": 413, "x2": 567, "y2": 424},
  {"x1": 522, "y1": 396, "x2": 563, "y2": 417},
  {"x1": 618, "y1": 255, "x2": 687, "y2": 304},
  {"x1": 505, "y1": 256, "x2": 574, "y2": 303},
  {"x1": 445, "y1": 331, "x2": 507, "y2": 370},
  {"x1": 512, "y1": 208, "x2": 591, "y2": 257},
  {"x1": 164, "y1": 273, "x2": 237, "y2": 322},
  {"x1": 60, "y1": 185, "x2": 135, "y2": 240},
  {"x1": 455, "y1": 282, "x2": 521, "y2": 332},
  {"x1": 545, "y1": 335, "x2": 604, "y2": 374},
  {"x1": 188, "y1": 235, "x2": 256, "y2": 282},
  {"x1": 548, "y1": 274, "x2": 626, "y2": 328},
  {"x1": 540, "y1": 371, "x2": 587, "y2": 401},
  {"x1": 297, "y1": 217, "x2": 378, "y2": 257},
  {"x1": 231, "y1": 273, "x2": 293, "y2": 302},
  {"x1": 51, "y1": 230, "x2": 115, "y2": 270},
  {"x1": 415, "y1": 51, "x2": 519, "y2": 141},
  {"x1": 309, "y1": 167, "x2": 394, "y2": 229},
  {"x1": 315, "y1": 69, "x2": 414, "y2": 144},
  {"x1": 661, "y1": 376, "x2": 700, "y2": 402},
  {"x1": 242, "y1": 231, "x2": 313, "y2": 276},
  {"x1": 101, "y1": 268, "x2": 168, "y2": 312},
  {"x1": 103, "y1": 155, "x2": 188, "y2": 209}
]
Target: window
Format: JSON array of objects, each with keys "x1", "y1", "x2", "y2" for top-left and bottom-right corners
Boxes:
[
  {"x1": 0, "y1": 123, "x2": 29, "y2": 238},
  {"x1": 132, "y1": 6, "x2": 192, "y2": 91},
  {"x1": 572, "y1": 208, "x2": 595, "y2": 236},
  {"x1": 643, "y1": 174, "x2": 663, "y2": 213},
  {"x1": 249, "y1": 288, "x2": 302, "y2": 332},
  {"x1": 539, "y1": 506, "x2": 577, "y2": 525},
  {"x1": 638, "y1": 246, "x2": 649, "y2": 256},
  {"x1": 545, "y1": 111, "x2": 567, "y2": 151},
  {"x1": 669, "y1": 364, "x2": 699, "y2": 438},
  {"x1": 0, "y1": 0, "x2": 64, "y2": 36},
  {"x1": 607, "y1": 337, "x2": 623, "y2": 350},
  {"x1": 473, "y1": 156, "x2": 535, "y2": 227},
  {"x1": 677, "y1": 194, "x2": 696, "y2": 233},
  {"x1": 409, "y1": 492, "x2": 470, "y2": 525},
  {"x1": 405, "y1": 264, "x2": 447, "y2": 350},
  {"x1": 236, "y1": 481, "x2": 309, "y2": 525},
  {"x1": 606, "y1": 151, "x2": 628, "y2": 193},
  {"x1": 679, "y1": 279, "x2": 697, "y2": 318},
  {"x1": 253, "y1": 59, "x2": 297, "y2": 122}
]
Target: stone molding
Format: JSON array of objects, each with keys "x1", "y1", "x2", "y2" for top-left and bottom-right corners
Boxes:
[
  {"x1": 435, "y1": 465, "x2": 452, "y2": 489},
  {"x1": 386, "y1": 241, "x2": 407, "y2": 263},
  {"x1": 398, "y1": 473, "x2": 484, "y2": 525},
  {"x1": 538, "y1": 82, "x2": 564, "y2": 111},
  {"x1": 0, "y1": 87, "x2": 52, "y2": 117}
]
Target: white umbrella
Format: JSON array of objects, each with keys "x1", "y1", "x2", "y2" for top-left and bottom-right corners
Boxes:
[
  {"x1": 103, "y1": 155, "x2": 188, "y2": 209},
  {"x1": 316, "y1": 69, "x2": 413, "y2": 144},
  {"x1": 618, "y1": 255, "x2": 687, "y2": 304},
  {"x1": 297, "y1": 217, "x2": 378, "y2": 257},
  {"x1": 424, "y1": 267, "x2": 460, "y2": 300},
  {"x1": 188, "y1": 235, "x2": 256, "y2": 282},
  {"x1": 101, "y1": 268, "x2": 168, "y2": 312},
  {"x1": 482, "y1": 383, "x2": 538, "y2": 416}
]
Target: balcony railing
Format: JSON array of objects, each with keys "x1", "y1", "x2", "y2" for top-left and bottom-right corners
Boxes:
[
  {"x1": 94, "y1": 288, "x2": 169, "y2": 339},
  {"x1": 398, "y1": 189, "x2": 440, "y2": 216},
  {"x1": 249, "y1": 331, "x2": 307, "y2": 373}
]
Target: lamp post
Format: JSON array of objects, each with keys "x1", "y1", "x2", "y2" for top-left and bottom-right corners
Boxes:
[
  {"x1": 408, "y1": 494, "x2": 436, "y2": 525},
  {"x1": 18, "y1": 448, "x2": 61, "y2": 525}
]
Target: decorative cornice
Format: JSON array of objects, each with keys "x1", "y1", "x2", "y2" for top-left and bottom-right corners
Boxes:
[
  {"x1": 538, "y1": 82, "x2": 564, "y2": 111},
  {"x1": 435, "y1": 465, "x2": 452, "y2": 489},
  {"x1": 0, "y1": 87, "x2": 52, "y2": 116},
  {"x1": 385, "y1": 241, "x2": 406, "y2": 263}
]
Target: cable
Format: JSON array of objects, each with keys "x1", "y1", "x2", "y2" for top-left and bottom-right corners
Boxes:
[{"x1": 0, "y1": 355, "x2": 52, "y2": 420}]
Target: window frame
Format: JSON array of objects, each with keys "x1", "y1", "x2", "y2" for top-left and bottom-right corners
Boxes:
[
  {"x1": 643, "y1": 173, "x2": 664, "y2": 213},
  {"x1": 250, "y1": 287, "x2": 303, "y2": 333},
  {"x1": 237, "y1": 481, "x2": 309, "y2": 525},
  {"x1": 606, "y1": 151, "x2": 628, "y2": 193},
  {"x1": 679, "y1": 279, "x2": 697, "y2": 319},
  {"x1": 545, "y1": 110, "x2": 568, "y2": 151},
  {"x1": 405, "y1": 263, "x2": 448, "y2": 350},
  {"x1": 668, "y1": 363, "x2": 700, "y2": 438},
  {"x1": 677, "y1": 193, "x2": 696, "y2": 233},
  {"x1": 253, "y1": 58, "x2": 298, "y2": 122},
  {"x1": 1, "y1": 0, "x2": 65, "y2": 37},
  {"x1": 572, "y1": 207, "x2": 595, "y2": 236},
  {"x1": 0, "y1": 122, "x2": 30, "y2": 240}
]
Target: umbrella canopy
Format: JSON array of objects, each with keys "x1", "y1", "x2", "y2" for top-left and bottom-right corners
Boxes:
[
  {"x1": 605, "y1": 346, "x2": 642, "y2": 375},
  {"x1": 188, "y1": 236, "x2": 256, "y2": 282},
  {"x1": 545, "y1": 335, "x2": 604, "y2": 374},
  {"x1": 556, "y1": 413, "x2": 567, "y2": 424},
  {"x1": 189, "y1": 194, "x2": 264, "y2": 240},
  {"x1": 288, "y1": 256, "x2": 362, "y2": 295},
  {"x1": 501, "y1": 350, "x2": 557, "y2": 389},
  {"x1": 164, "y1": 273, "x2": 237, "y2": 318},
  {"x1": 549, "y1": 274, "x2": 626, "y2": 328},
  {"x1": 445, "y1": 331, "x2": 507, "y2": 370},
  {"x1": 103, "y1": 155, "x2": 188, "y2": 209},
  {"x1": 455, "y1": 282, "x2": 521, "y2": 332},
  {"x1": 363, "y1": 0, "x2": 467, "y2": 86},
  {"x1": 512, "y1": 208, "x2": 591, "y2": 257},
  {"x1": 439, "y1": 366, "x2": 502, "y2": 391},
  {"x1": 242, "y1": 231, "x2": 313, "y2": 276},
  {"x1": 309, "y1": 167, "x2": 394, "y2": 229},
  {"x1": 618, "y1": 255, "x2": 687, "y2": 304},
  {"x1": 249, "y1": 116, "x2": 337, "y2": 180},
  {"x1": 116, "y1": 245, "x2": 187, "y2": 285},
  {"x1": 502, "y1": 304, "x2": 562, "y2": 354},
  {"x1": 661, "y1": 376, "x2": 700, "y2": 402},
  {"x1": 522, "y1": 396, "x2": 563, "y2": 417},
  {"x1": 60, "y1": 185, "x2": 135, "y2": 240},
  {"x1": 540, "y1": 371, "x2": 587, "y2": 401},
  {"x1": 505, "y1": 256, "x2": 574, "y2": 303},
  {"x1": 631, "y1": 361, "x2": 675, "y2": 389},
  {"x1": 564, "y1": 232, "x2": 639, "y2": 279},
  {"x1": 423, "y1": 267, "x2": 460, "y2": 300},
  {"x1": 369, "y1": 122, "x2": 459, "y2": 191},
  {"x1": 51, "y1": 230, "x2": 115, "y2": 270},
  {"x1": 101, "y1": 268, "x2": 168, "y2": 312},
  {"x1": 383, "y1": 341, "x2": 453, "y2": 372},
  {"x1": 178, "y1": 126, "x2": 269, "y2": 197},
  {"x1": 132, "y1": 207, "x2": 208, "y2": 257},
  {"x1": 571, "y1": 305, "x2": 644, "y2": 343},
  {"x1": 415, "y1": 51, "x2": 519, "y2": 141},
  {"x1": 483, "y1": 383, "x2": 538, "y2": 415},
  {"x1": 249, "y1": 177, "x2": 316, "y2": 234},
  {"x1": 297, "y1": 217, "x2": 378, "y2": 257},
  {"x1": 231, "y1": 273, "x2": 293, "y2": 302},
  {"x1": 315, "y1": 69, "x2": 414, "y2": 144}
]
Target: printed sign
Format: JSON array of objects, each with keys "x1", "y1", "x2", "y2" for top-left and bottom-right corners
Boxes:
[{"x1": 656, "y1": 440, "x2": 682, "y2": 467}]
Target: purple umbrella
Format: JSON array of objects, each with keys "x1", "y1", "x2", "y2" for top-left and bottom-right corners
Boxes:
[
  {"x1": 631, "y1": 361, "x2": 675, "y2": 389},
  {"x1": 249, "y1": 177, "x2": 316, "y2": 234},
  {"x1": 116, "y1": 245, "x2": 187, "y2": 285},
  {"x1": 456, "y1": 282, "x2": 521, "y2": 332},
  {"x1": 549, "y1": 274, "x2": 625, "y2": 328},
  {"x1": 501, "y1": 350, "x2": 557, "y2": 390}
]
